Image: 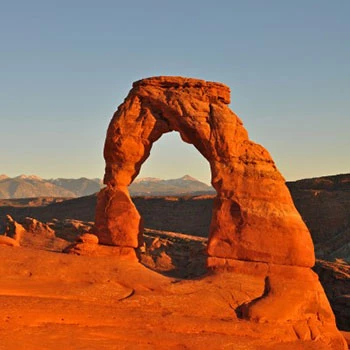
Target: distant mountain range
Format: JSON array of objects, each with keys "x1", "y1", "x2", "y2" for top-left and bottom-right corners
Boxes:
[
  {"x1": 0, "y1": 175, "x2": 102, "y2": 199},
  {"x1": 129, "y1": 175, "x2": 214, "y2": 196},
  {"x1": 0, "y1": 174, "x2": 214, "y2": 199}
]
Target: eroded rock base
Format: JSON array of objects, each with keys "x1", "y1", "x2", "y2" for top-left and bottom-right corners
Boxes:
[
  {"x1": 0, "y1": 247, "x2": 346, "y2": 350},
  {"x1": 208, "y1": 257, "x2": 346, "y2": 347}
]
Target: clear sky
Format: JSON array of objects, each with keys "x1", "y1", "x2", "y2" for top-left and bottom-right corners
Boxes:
[{"x1": 1, "y1": 1, "x2": 349, "y2": 184}]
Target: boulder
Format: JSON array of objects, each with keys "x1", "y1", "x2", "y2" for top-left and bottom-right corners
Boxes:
[
  {"x1": 0, "y1": 235, "x2": 19, "y2": 247},
  {"x1": 22, "y1": 217, "x2": 55, "y2": 238},
  {"x1": 0, "y1": 215, "x2": 25, "y2": 243},
  {"x1": 75, "y1": 233, "x2": 99, "y2": 244}
]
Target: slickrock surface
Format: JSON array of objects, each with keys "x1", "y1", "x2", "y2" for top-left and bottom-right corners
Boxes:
[
  {"x1": 95, "y1": 76, "x2": 314, "y2": 267},
  {"x1": 0, "y1": 246, "x2": 347, "y2": 350}
]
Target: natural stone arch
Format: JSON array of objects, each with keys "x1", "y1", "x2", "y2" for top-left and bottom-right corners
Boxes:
[{"x1": 94, "y1": 76, "x2": 315, "y2": 267}]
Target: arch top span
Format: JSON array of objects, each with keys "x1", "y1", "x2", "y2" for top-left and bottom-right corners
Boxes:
[
  {"x1": 94, "y1": 76, "x2": 315, "y2": 268},
  {"x1": 132, "y1": 76, "x2": 231, "y2": 104}
]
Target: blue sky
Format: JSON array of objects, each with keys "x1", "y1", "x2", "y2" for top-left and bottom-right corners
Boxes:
[{"x1": 1, "y1": 1, "x2": 349, "y2": 184}]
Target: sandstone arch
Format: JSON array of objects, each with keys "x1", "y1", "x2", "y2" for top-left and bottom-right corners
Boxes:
[{"x1": 94, "y1": 76, "x2": 315, "y2": 267}]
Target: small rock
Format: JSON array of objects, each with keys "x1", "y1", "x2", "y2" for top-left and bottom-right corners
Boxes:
[
  {"x1": 75, "y1": 233, "x2": 99, "y2": 244},
  {"x1": 0, "y1": 235, "x2": 20, "y2": 247},
  {"x1": 63, "y1": 242, "x2": 97, "y2": 255},
  {"x1": 22, "y1": 217, "x2": 55, "y2": 238},
  {"x1": 0, "y1": 215, "x2": 25, "y2": 242}
]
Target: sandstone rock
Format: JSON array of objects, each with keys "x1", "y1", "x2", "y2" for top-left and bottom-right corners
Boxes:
[
  {"x1": 140, "y1": 228, "x2": 207, "y2": 278},
  {"x1": 62, "y1": 219, "x2": 93, "y2": 234},
  {"x1": 95, "y1": 186, "x2": 143, "y2": 247},
  {"x1": 63, "y1": 242, "x2": 98, "y2": 255},
  {"x1": 49, "y1": 219, "x2": 94, "y2": 242},
  {"x1": 92, "y1": 76, "x2": 345, "y2": 346},
  {"x1": 0, "y1": 215, "x2": 25, "y2": 243},
  {"x1": 22, "y1": 217, "x2": 55, "y2": 238},
  {"x1": 75, "y1": 233, "x2": 99, "y2": 244},
  {"x1": 207, "y1": 258, "x2": 346, "y2": 348},
  {"x1": 62, "y1": 233, "x2": 100, "y2": 256},
  {"x1": 314, "y1": 259, "x2": 350, "y2": 330},
  {"x1": 63, "y1": 242, "x2": 137, "y2": 261},
  {"x1": 0, "y1": 235, "x2": 19, "y2": 247},
  {"x1": 94, "y1": 76, "x2": 314, "y2": 267},
  {"x1": 287, "y1": 174, "x2": 350, "y2": 263}
]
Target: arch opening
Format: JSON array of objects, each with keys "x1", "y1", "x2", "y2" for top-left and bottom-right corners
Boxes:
[{"x1": 128, "y1": 131, "x2": 215, "y2": 278}]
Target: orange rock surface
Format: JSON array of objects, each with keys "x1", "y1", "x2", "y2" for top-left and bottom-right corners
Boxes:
[
  {"x1": 0, "y1": 214, "x2": 25, "y2": 243},
  {"x1": 95, "y1": 76, "x2": 314, "y2": 267},
  {"x1": 0, "y1": 246, "x2": 347, "y2": 350},
  {"x1": 90, "y1": 77, "x2": 347, "y2": 348}
]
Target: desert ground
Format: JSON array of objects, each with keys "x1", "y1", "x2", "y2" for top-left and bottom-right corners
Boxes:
[
  {"x1": 0, "y1": 244, "x2": 347, "y2": 350},
  {"x1": 0, "y1": 215, "x2": 349, "y2": 349},
  {"x1": 0, "y1": 174, "x2": 349, "y2": 349}
]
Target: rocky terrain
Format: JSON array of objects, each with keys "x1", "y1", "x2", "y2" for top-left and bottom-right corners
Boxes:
[
  {"x1": 0, "y1": 216, "x2": 348, "y2": 349},
  {"x1": 1, "y1": 172, "x2": 349, "y2": 340},
  {"x1": 1, "y1": 173, "x2": 349, "y2": 263},
  {"x1": 0, "y1": 76, "x2": 348, "y2": 349},
  {"x1": 288, "y1": 173, "x2": 350, "y2": 263},
  {"x1": 1, "y1": 176, "x2": 349, "y2": 340},
  {"x1": 1, "y1": 183, "x2": 349, "y2": 331},
  {"x1": 314, "y1": 260, "x2": 350, "y2": 331}
]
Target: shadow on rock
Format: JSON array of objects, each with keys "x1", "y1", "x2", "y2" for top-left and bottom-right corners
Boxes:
[{"x1": 139, "y1": 228, "x2": 208, "y2": 279}]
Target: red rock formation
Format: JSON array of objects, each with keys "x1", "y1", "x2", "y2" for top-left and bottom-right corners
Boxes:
[
  {"x1": 0, "y1": 235, "x2": 19, "y2": 246},
  {"x1": 95, "y1": 76, "x2": 314, "y2": 267},
  {"x1": 314, "y1": 260, "x2": 350, "y2": 331},
  {"x1": 22, "y1": 217, "x2": 55, "y2": 238},
  {"x1": 0, "y1": 214, "x2": 25, "y2": 243},
  {"x1": 287, "y1": 173, "x2": 350, "y2": 262}
]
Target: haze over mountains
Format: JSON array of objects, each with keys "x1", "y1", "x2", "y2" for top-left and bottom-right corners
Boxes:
[
  {"x1": 0, "y1": 174, "x2": 214, "y2": 199},
  {"x1": 129, "y1": 175, "x2": 214, "y2": 196},
  {"x1": 0, "y1": 175, "x2": 102, "y2": 199}
]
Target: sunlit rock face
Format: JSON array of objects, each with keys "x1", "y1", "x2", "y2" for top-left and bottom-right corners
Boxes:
[{"x1": 94, "y1": 76, "x2": 314, "y2": 268}]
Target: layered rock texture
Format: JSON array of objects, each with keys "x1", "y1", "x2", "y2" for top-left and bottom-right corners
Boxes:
[
  {"x1": 95, "y1": 76, "x2": 314, "y2": 267},
  {"x1": 92, "y1": 77, "x2": 348, "y2": 347},
  {"x1": 0, "y1": 215, "x2": 25, "y2": 246},
  {"x1": 314, "y1": 260, "x2": 350, "y2": 331}
]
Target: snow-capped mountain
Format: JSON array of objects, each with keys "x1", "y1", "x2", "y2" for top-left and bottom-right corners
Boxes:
[
  {"x1": 133, "y1": 177, "x2": 162, "y2": 184},
  {"x1": 129, "y1": 175, "x2": 214, "y2": 196},
  {"x1": 15, "y1": 174, "x2": 44, "y2": 181},
  {"x1": 0, "y1": 174, "x2": 214, "y2": 199},
  {"x1": 0, "y1": 176, "x2": 101, "y2": 199}
]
